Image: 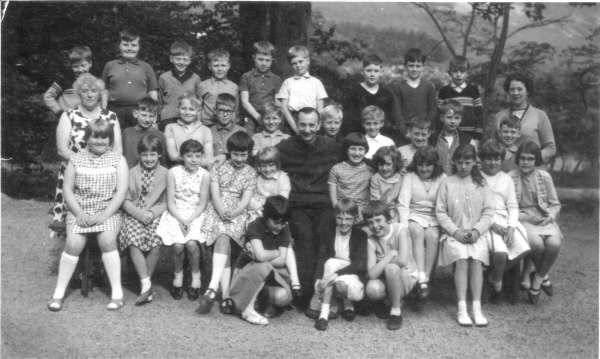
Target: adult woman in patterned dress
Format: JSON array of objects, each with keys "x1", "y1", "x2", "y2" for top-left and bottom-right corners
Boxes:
[
  {"x1": 48, "y1": 118, "x2": 129, "y2": 311},
  {"x1": 49, "y1": 73, "x2": 122, "y2": 232}
]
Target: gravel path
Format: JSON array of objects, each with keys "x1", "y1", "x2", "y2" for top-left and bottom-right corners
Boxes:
[{"x1": 1, "y1": 195, "x2": 597, "y2": 358}]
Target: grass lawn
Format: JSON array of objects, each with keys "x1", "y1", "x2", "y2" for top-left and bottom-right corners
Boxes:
[{"x1": 1, "y1": 194, "x2": 598, "y2": 358}]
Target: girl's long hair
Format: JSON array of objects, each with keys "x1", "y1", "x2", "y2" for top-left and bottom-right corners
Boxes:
[
  {"x1": 451, "y1": 144, "x2": 485, "y2": 187},
  {"x1": 406, "y1": 146, "x2": 444, "y2": 180}
]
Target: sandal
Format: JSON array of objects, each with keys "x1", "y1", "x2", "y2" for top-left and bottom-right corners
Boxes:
[
  {"x1": 220, "y1": 298, "x2": 235, "y2": 315},
  {"x1": 541, "y1": 278, "x2": 554, "y2": 297},
  {"x1": 107, "y1": 298, "x2": 124, "y2": 311},
  {"x1": 196, "y1": 288, "x2": 217, "y2": 314},
  {"x1": 47, "y1": 297, "x2": 64, "y2": 312},
  {"x1": 135, "y1": 287, "x2": 154, "y2": 306}
]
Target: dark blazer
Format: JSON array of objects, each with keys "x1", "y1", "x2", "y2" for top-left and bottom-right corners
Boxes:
[{"x1": 314, "y1": 226, "x2": 369, "y2": 282}]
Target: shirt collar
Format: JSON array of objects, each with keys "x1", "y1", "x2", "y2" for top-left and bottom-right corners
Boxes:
[
  {"x1": 261, "y1": 130, "x2": 284, "y2": 138},
  {"x1": 252, "y1": 68, "x2": 273, "y2": 77},
  {"x1": 171, "y1": 67, "x2": 194, "y2": 83},
  {"x1": 451, "y1": 82, "x2": 467, "y2": 91},
  {"x1": 176, "y1": 119, "x2": 201, "y2": 130},
  {"x1": 118, "y1": 56, "x2": 139, "y2": 64},
  {"x1": 261, "y1": 170, "x2": 282, "y2": 181},
  {"x1": 293, "y1": 72, "x2": 311, "y2": 80},
  {"x1": 215, "y1": 122, "x2": 235, "y2": 132}
]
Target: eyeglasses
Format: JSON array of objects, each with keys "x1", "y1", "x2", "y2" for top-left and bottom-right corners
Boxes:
[{"x1": 217, "y1": 108, "x2": 234, "y2": 115}]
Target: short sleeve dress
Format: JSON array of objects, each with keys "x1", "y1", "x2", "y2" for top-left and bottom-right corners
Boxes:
[
  {"x1": 200, "y1": 161, "x2": 257, "y2": 246},
  {"x1": 66, "y1": 149, "x2": 122, "y2": 234},
  {"x1": 52, "y1": 107, "x2": 119, "y2": 223}
]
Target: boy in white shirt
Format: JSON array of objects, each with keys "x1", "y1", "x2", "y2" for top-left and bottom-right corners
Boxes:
[{"x1": 362, "y1": 105, "x2": 395, "y2": 160}]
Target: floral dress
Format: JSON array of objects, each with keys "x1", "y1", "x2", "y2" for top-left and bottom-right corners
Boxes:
[
  {"x1": 200, "y1": 161, "x2": 257, "y2": 246},
  {"x1": 51, "y1": 107, "x2": 119, "y2": 223}
]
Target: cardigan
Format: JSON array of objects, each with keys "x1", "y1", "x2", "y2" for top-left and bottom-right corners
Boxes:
[
  {"x1": 314, "y1": 227, "x2": 369, "y2": 281},
  {"x1": 509, "y1": 168, "x2": 561, "y2": 221},
  {"x1": 125, "y1": 164, "x2": 168, "y2": 218}
]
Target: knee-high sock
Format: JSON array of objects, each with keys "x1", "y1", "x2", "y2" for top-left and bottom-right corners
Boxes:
[
  {"x1": 102, "y1": 250, "x2": 123, "y2": 300},
  {"x1": 208, "y1": 253, "x2": 227, "y2": 292},
  {"x1": 220, "y1": 267, "x2": 232, "y2": 298},
  {"x1": 53, "y1": 252, "x2": 79, "y2": 299}
]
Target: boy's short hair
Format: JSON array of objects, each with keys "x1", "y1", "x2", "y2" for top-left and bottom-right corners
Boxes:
[
  {"x1": 170, "y1": 41, "x2": 194, "y2": 57},
  {"x1": 363, "y1": 200, "x2": 392, "y2": 221},
  {"x1": 342, "y1": 132, "x2": 369, "y2": 156},
  {"x1": 407, "y1": 115, "x2": 431, "y2": 131},
  {"x1": 137, "y1": 134, "x2": 163, "y2": 155},
  {"x1": 180, "y1": 139, "x2": 204, "y2": 156},
  {"x1": 253, "y1": 41, "x2": 276, "y2": 57},
  {"x1": 263, "y1": 195, "x2": 291, "y2": 222},
  {"x1": 500, "y1": 115, "x2": 522, "y2": 130},
  {"x1": 334, "y1": 198, "x2": 359, "y2": 218},
  {"x1": 372, "y1": 146, "x2": 403, "y2": 173},
  {"x1": 515, "y1": 140, "x2": 542, "y2": 166},
  {"x1": 227, "y1": 131, "x2": 254, "y2": 153},
  {"x1": 207, "y1": 48, "x2": 230, "y2": 64},
  {"x1": 84, "y1": 118, "x2": 114, "y2": 145},
  {"x1": 503, "y1": 72, "x2": 534, "y2": 95},
  {"x1": 287, "y1": 45, "x2": 310, "y2": 60},
  {"x1": 407, "y1": 146, "x2": 444, "y2": 179},
  {"x1": 74, "y1": 73, "x2": 105, "y2": 94},
  {"x1": 404, "y1": 48, "x2": 426, "y2": 64},
  {"x1": 137, "y1": 97, "x2": 160, "y2": 114},
  {"x1": 68, "y1": 46, "x2": 92, "y2": 65},
  {"x1": 439, "y1": 99, "x2": 464, "y2": 117},
  {"x1": 216, "y1": 93, "x2": 237, "y2": 109},
  {"x1": 361, "y1": 105, "x2": 385, "y2": 123},
  {"x1": 260, "y1": 101, "x2": 283, "y2": 119},
  {"x1": 449, "y1": 55, "x2": 469, "y2": 72},
  {"x1": 177, "y1": 93, "x2": 200, "y2": 108},
  {"x1": 256, "y1": 146, "x2": 281, "y2": 168},
  {"x1": 479, "y1": 139, "x2": 505, "y2": 159},
  {"x1": 320, "y1": 99, "x2": 343, "y2": 120},
  {"x1": 362, "y1": 54, "x2": 383, "y2": 68},
  {"x1": 298, "y1": 107, "x2": 320, "y2": 122},
  {"x1": 119, "y1": 28, "x2": 140, "y2": 42}
]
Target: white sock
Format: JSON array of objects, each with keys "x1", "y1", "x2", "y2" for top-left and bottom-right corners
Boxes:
[
  {"x1": 472, "y1": 300, "x2": 482, "y2": 315},
  {"x1": 220, "y1": 267, "x2": 232, "y2": 298},
  {"x1": 173, "y1": 271, "x2": 183, "y2": 287},
  {"x1": 418, "y1": 271, "x2": 427, "y2": 283},
  {"x1": 319, "y1": 303, "x2": 330, "y2": 319},
  {"x1": 458, "y1": 300, "x2": 468, "y2": 314},
  {"x1": 140, "y1": 277, "x2": 151, "y2": 293},
  {"x1": 101, "y1": 250, "x2": 123, "y2": 300},
  {"x1": 492, "y1": 280, "x2": 502, "y2": 292},
  {"x1": 191, "y1": 271, "x2": 201, "y2": 289},
  {"x1": 53, "y1": 252, "x2": 79, "y2": 299},
  {"x1": 390, "y1": 306, "x2": 402, "y2": 316},
  {"x1": 208, "y1": 253, "x2": 228, "y2": 293}
]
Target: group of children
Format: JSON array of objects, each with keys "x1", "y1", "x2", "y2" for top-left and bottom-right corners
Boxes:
[{"x1": 46, "y1": 29, "x2": 563, "y2": 332}]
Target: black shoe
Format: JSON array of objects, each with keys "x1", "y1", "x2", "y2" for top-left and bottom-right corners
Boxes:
[
  {"x1": 489, "y1": 288, "x2": 502, "y2": 304},
  {"x1": 187, "y1": 287, "x2": 201, "y2": 301},
  {"x1": 373, "y1": 302, "x2": 389, "y2": 319},
  {"x1": 341, "y1": 309, "x2": 356, "y2": 322},
  {"x1": 170, "y1": 285, "x2": 184, "y2": 300},
  {"x1": 263, "y1": 304, "x2": 282, "y2": 318},
  {"x1": 135, "y1": 287, "x2": 154, "y2": 306},
  {"x1": 418, "y1": 282, "x2": 430, "y2": 300},
  {"x1": 196, "y1": 289, "x2": 216, "y2": 314},
  {"x1": 528, "y1": 272, "x2": 541, "y2": 305},
  {"x1": 354, "y1": 301, "x2": 371, "y2": 316},
  {"x1": 387, "y1": 314, "x2": 403, "y2": 330},
  {"x1": 304, "y1": 308, "x2": 319, "y2": 319},
  {"x1": 314, "y1": 318, "x2": 328, "y2": 331},
  {"x1": 220, "y1": 298, "x2": 235, "y2": 315},
  {"x1": 541, "y1": 278, "x2": 554, "y2": 297}
]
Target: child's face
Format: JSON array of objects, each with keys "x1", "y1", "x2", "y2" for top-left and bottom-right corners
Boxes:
[
  {"x1": 481, "y1": 155, "x2": 502, "y2": 176},
  {"x1": 119, "y1": 38, "x2": 140, "y2": 59},
  {"x1": 347, "y1": 145, "x2": 367, "y2": 165},
  {"x1": 170, "y1": 54, "x2": 192, "y2": 74},
  {"x1": 216, "y1": 104, "x2": 235, "y2": 127},
  {"x1": 71, "y1": 60, "x2": 92, "y2": 77},
  {"x1": 363, "y1": 118, "x2": 384, "y2": 138},
  {"x1": 408, "y1": 127, "x2": 431, "y2": 148},
  {"x1": 87, "y1": 136, "x2": 111, "y2": 156},
  {"x1": 322, "y1": 116, "x2": 342, "y2": 137},
  {"x1": 416, "y1": 162, "x2": 434, "y2": 180},
  {"x1": 363, "y1": 64, "x2": 382, "y2": 86},
  {"x1": 517, "y1": 153, "x2": 536, "y2": 175},
  {"x1": 266, "y1": 217, "x2": 287, "y2": 235},
  {"x1": 258, "y1": 162, "x2": 278, "y2": 179},
  {"x1": 366, "y1": 214, "x2": 391, "y2": 239},
  {"x1": 441, "y1": 111, "x2": 462, "y2": 132},
  {"x1": 253, "y1": 53, "x2": 273, "y2": 73},
  {"x1": 450, "y1": 69, "x2": 467, "y2": 86},
  {"x1": 134, "y1": 109, "x2": 157, "y2": 129},
  {"x1": 336, "y1": 212, "x2": 355, "y2": 235},
  {"x1": 378, "y1": 155, "x2": 396, "y2": 179},
  {"x1": 182, "y1": 151, "x2": 203, "y2": 171},
  {"x1": 406, "y1": 61, "x2": 424, "y2": 80},
  {"x1": 290, "y1": 56, "x2": 310, "y2": 76},
  {"x1": 139, "y1": 151, "x2": 160, "y2": 170},
  {"x1": 297, "y1": 112, "x2": 320, "y2": 143},
  {"x1": 500, "y1": 125, "x2": 520, "y2": 146},
  {"x1": 263, "y1": 112, "x2": 282, "y2": 133},
  {"x1": 230, "y1": 150, "x2": 249, "y2": 169},
  {"x1": 209, "y1": 58, "x2": 230, "y2": 80},
  {"x1": 178, "y1": 99, "x2": 198, "y2": 124},
  {"x1": 454, "y1": 157, "x2": 475, "y2": 178}
]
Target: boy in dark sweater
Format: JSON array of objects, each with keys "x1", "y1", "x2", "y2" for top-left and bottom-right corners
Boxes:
[{"x1": 433, "y1": 99, "x2": 476, "y2": 174}]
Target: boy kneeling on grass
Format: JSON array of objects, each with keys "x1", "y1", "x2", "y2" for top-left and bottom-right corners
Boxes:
[
  {"x1": 363, "y1": 200, "x2": 418, "y2": 330},
  {"x1": 229, "y1": 195, "x2": 293, "y2": 325}
]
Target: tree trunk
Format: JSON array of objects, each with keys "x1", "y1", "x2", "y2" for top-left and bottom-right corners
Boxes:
[{"x1": 238, "y1": 3, "x2": 269, "y2": 69}]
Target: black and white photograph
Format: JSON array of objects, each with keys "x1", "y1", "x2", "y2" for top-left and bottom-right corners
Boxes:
[{"x1": 1, "y1": 1, "x2": 598, "y2": 358}]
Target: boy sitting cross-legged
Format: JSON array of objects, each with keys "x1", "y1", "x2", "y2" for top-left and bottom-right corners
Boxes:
[
  {"x1": 312, "y1": 199, "x2": 368, "y2": 331},
  {"x1": 228, "y1": 195, "x2": 294, "y2": 325}
]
